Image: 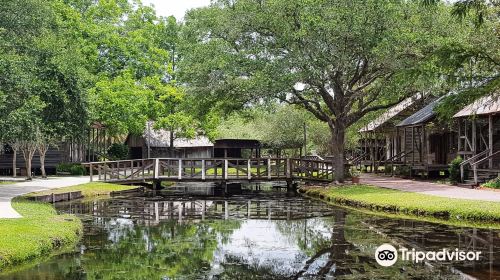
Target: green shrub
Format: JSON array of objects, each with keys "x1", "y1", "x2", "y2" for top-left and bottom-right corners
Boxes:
[
  {"x1": 449, "y1": 156, "x2": 464, "y2": 184},
  {"x1": 483, "y1": 177, "x2": 500, "y2": 189},
  {"x1": 56, "y1": 163, "x2": 86, "y2": 175},
  {"x1": 107, "y1": 143, "x2": 129, "y2": 160},
  {"x1": 69, "y1": 165, "x2": 86, "y2": 176}
]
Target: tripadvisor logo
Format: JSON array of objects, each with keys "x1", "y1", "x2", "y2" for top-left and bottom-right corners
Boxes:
[{"x1": 375, "y1": 244, "x2": 482, "y2": 267}]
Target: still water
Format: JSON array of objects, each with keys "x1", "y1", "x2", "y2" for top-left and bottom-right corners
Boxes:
[{"x1": 2, "y1": 183, "x2": 500, "y2": 280}]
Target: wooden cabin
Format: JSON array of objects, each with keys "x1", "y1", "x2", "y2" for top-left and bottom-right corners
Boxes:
[
  {"x1": 213, "y1": 139, "x2": 261, "y2": 158},
  {"x1": 454, "y1": 94, "x2": 500, "y2": 184},
  {"x1": 395, "y1": 96, "x2": 458, "y2": 177},
  {"x1": 126, "y1": 129, "x2": 214, "y2": 159},
  {"x1": 358, "y1": 93, "x2": 427, "y2": 171}
]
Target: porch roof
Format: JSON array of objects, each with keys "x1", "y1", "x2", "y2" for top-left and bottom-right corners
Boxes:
[
  {"x1": 397, "y1": 96, "x2": 445, "y2": 127},
  {"x1": 359, "y1": 93, "x2": 425, "y2": 133},
  {"x1": 453, "y1": 94, "x2": 500, "y2": 117}
]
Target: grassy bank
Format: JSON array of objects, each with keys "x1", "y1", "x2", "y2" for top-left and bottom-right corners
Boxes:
[
  {"x1": 24, "y1": 182, "x2": 140, "y2": 198},
  {"x1": 0, "y1": 199, "x2": 82, "y2": 271},
  {"x1": 301, "y1": 185, "x2": 500, "y2": 223},
  {"x1": 0, "y1": 182, "x2": 140, "y2": 272}
]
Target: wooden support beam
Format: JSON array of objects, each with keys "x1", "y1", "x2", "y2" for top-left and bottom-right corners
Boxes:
[
  {"x1": 201, "y1": 159, "x2": 206, "y2": 180},
  {"x1": 224, "y1": 159, "x2": 228, "y2": 180},
  {"x1": 247, "y1": 160, "x2": 252, "y2": 180},
  {"x1": 178, "y1": 159, "x2": 182, "y2": 180},
  {"x1": 154, "y1": 158, "x2": 159, "y2": 179},
  {"x1": 472, "y1": 119, "x2": 477, "y2": 154},
  {"x1": 489, "y1": 115, "x2": 493, "y2": 169},
  {"x1": 267, "y1": 158, "x2": 271, "y2": 180}
]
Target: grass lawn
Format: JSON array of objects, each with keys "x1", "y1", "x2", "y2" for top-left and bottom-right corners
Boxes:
[
  {"x1": 0, "y1": 182, "x2": 141, "y2": 271},
  {"x1": 24, "y1": 182, "x2": 140, "y2": 198},
  {"x1": 0, "y1": 199, "x2": 82, "y2": 271},
  {"x1": 301, "y1": 185, "x2": 500, "y2": 223}
]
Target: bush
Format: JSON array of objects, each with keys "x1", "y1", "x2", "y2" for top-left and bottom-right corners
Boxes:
[
  {"x1": 56, "y1": 163, "x2": 86, "y2": 176},
  {"x1": 483, "y1": 177, "x2": 500, "y2": 189},
  {"x1": 449, "y1": 156, "x2": 464, "y2": 184},
  {"x1": 107, "y1": 143, "x2": 129, "y2": 160}
]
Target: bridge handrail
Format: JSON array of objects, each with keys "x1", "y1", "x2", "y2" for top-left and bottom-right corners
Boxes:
[{"x1": 82, "y1": 157, "x2": 335, "y2": 183}]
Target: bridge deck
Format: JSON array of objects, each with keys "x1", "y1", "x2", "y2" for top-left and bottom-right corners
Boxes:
[{"x1": 82, "y1": 158, "x2": 335, "y2": 183}]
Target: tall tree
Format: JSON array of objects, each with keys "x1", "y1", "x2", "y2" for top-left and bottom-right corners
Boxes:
[{"x1": 181, "y1": 0, "x2": 460, "y2": 181}]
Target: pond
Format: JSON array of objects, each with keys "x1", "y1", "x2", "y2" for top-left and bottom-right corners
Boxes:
[{"x1": 2, "y1": 183, "x2": 500, "y2": 279}]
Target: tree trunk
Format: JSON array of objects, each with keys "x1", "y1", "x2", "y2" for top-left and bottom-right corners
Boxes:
[
  {"x1": 25, "y1": 153, "x2": 32, "y2": 180},
  {"x1": 38, "y1": 145, "x2": 48, "y2": 178},
  {"x1": 12, "y1": 148, "x2": 17, "y2": 178},
  {"x1": 331, "y1": 123, "x2": 346, "y2": 183},
  {"x1": 40, "y1": 154, "x2": 46, "y2": 178}
]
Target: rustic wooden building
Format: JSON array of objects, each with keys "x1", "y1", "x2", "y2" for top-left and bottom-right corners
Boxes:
[
  {"x1": 395, "y1": 96, "x2": 457, "y2": 177},
  {"x1": 126, "y1": 128, "x2": 214, "y2": 159},
  {"x1": 213, "y1": 139, "x2": 261, "y2": 158},
  {"x1": 358, "y1": 93, "x2": 427, "y2": 171},
  {"x1": 454, "y1": 94, "x2": 500, "y2": 184},
  {"x1": 0, "y1": 123, "x2": 106, "y2": 176}
]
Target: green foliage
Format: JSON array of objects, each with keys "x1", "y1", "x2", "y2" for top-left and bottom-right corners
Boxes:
[
  {"x1": 483, "y1": 177, "x2": 500, "y2": 189},
  {"x1": 449, "y1": 156, "x2": 464, "y2": 184},
  {"x1": 303, "y1": 185, "x2": 500, "y2": 222},
  {"x1": 56, "y1": 163, "x2": 86, "y2": 176},
  {"x1": 107, "y1": 143, "x2": 129, "y2": 160}
]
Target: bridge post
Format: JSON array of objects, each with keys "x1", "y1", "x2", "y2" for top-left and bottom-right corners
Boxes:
[
  {"x1": 201, "y1": 159, "x2": 206, "y2": 180},
  {"x1": 267, "y1": 158, "x2": 271, "y2": 180},
  {"x1": 89, "y1": 163, "x2": 93, "y2": 182},
  {"x1": 286, "y1": 158, "x2": 291, "y2": 179},
  {"x1": 224, "y1": 159, "x2": 228, "y2": 180},
  {"x1": 178, "y1": 159, "x2": 183, "y2": 180},
  {"x1": 154, "y1": 158, "x2": 159, "y2": 179},
  {"x1": 247, "y1": 160, "x2": 252, "y2": 180}
]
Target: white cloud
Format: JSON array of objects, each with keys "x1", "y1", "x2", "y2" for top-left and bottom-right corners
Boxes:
[{"x1": 141, "y1": 0, "x2": 211, "y2": 20}]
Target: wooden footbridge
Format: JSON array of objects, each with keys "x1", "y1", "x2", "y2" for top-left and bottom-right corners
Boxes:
[{"x1": 82, "y1": 158, "x2": 335, "y2": 186}]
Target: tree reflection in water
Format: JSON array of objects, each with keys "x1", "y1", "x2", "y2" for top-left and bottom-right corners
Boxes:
[{"x1": 1, "y1": 187, "x2": 499, "y2": 280}]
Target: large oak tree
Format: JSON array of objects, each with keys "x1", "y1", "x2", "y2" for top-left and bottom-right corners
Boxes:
[{"x1": 180, "y1": 0, "x2": 460, "y2": 181}]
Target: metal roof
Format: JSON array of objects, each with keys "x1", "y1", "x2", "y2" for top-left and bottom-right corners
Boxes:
[
  {"x1": 397, "y1": 96, "x2": 445, "y2": 127},
  {"x1": 359, "y1": 93, "x2": 425, "y2": 133},
  {"x1": 453, "y1": 94, "x2": 500, "y2": 118}
]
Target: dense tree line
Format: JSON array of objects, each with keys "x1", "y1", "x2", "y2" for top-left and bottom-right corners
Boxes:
[{"x1": 0, "y1": 0, "x2": 192, "y2": 178}]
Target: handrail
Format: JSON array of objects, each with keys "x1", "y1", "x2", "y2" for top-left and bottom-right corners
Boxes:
[
  {"x1": 471, "y1": 150, "x2": 500, "y2": 167},
  {"x1": 460, "y1": 149, "x2": 490, "y2": 167},
  {"x1": 387, "y1": 150, "x2": 413, "y2": 162},
  {"x1": 459, "y1": 149, "x2": 494, "y2": 184}
]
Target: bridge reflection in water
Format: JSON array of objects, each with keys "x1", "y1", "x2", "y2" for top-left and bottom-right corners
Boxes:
[{"x1": 3, "y1": 183, "x2": 500, "y2": 279}]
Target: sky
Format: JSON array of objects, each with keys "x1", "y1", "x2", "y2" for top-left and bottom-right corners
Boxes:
[{"x1": 141, "y1": 0, "x2": 211, "y2": 20}]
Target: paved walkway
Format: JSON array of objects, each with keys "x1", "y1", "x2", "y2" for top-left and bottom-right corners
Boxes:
[
  {"x1": 361, "y1": 174, "x2": 500, "y2": 202},
  {"x1": 0, "y1": 176, "x2": 90, "y2": 218}
]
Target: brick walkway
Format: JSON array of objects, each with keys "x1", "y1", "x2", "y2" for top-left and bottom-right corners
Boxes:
[{"x1": 361, "y1": 174, "x2": 500, "y2": 202}]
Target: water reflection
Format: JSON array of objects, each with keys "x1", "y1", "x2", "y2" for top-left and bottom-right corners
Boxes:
[{"x1": 2, "y1": 184, "x2": 499, "y2": 279}]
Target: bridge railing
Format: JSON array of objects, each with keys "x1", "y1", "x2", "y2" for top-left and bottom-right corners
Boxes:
[{"x1": 83, "y1": 157, "x2": 335, "y2": 183}]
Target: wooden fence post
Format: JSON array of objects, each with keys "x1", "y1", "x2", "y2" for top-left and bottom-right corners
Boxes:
[
  {"x1": 89, "y1": 163, "x2": 93, "y2": 182},
  {"x1": 154, "y1": 158, "x2": 159, "y2": 179},
  {"x1": 178, "y1": 159, "x2": 183, "y2": 180},
  {"x1": 286, "y1": 158, "x2": 291, "y2": 179},
  {"x1": 247, "y1": 160, "x2": 252, "y2": 180},
  {"x1": 267, "y1": 158, "x2": 271, "y2": 180},
  {"x1": 201, "y1": 159, "x2": 206, "y2": 180},
  {"x1": 224, "y1": 159, "x2": 228, "y2": 180}
]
